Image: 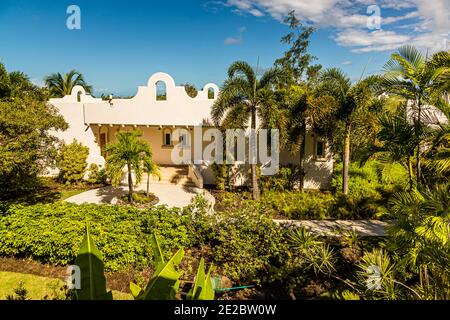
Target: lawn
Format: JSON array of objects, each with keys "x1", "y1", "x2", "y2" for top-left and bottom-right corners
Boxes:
[{"x1": 0, "y1": 271, "x2": 132, "y2": 300}]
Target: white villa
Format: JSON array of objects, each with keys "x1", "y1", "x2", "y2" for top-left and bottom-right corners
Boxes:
[{"x1": 49, "y1": 72, "x2": 333, "y2": 189}]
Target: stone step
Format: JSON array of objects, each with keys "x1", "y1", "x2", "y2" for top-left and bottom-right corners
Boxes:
[{"x1": 144, "y1": 165, "x2": 194, "y2": 186}]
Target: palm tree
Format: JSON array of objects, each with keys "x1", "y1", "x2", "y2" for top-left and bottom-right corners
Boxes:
[
  {"x1": 387, "y1": 184, "x2": 450, "y2": 299},
  {"x1": 316, "y1": 68, "x2": 381, "y2": 194},
  {"x1": 383, "y1": 46, "x2": 449, "y2": 186},
  {"x1": 282, "y1": 84, "x2": 327, "y2": 190},
  {"x1": 361, "y1": 106, "x2": 419, "y2": 191},
  {"x1": 211, "y1": 61, "x2": 280, "y2": 200},
  {"x1": 44, "y1": 70, "x2": 93, "y2": 97},
  {"x1": 423, "y1": 98, "x2": 450, "y2": 180},
  {"x1": 104, "y1": 130, "x2": 153, "y2": 202},
  {"x1": 143, "y1": 157, "x2": 160, "y2": 197}
]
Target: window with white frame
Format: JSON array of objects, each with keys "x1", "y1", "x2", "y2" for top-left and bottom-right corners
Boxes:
[{"x1": 314, "y1": 139, "x2": 326, "y2": 159}]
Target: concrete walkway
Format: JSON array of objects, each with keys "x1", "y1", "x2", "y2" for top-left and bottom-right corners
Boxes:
[
  {"x1": 274, "y1": 219, "x2": 390, "y2": 236},
  {"x1": 65, "y1": 183, "x2": 215, "y2": 208}
]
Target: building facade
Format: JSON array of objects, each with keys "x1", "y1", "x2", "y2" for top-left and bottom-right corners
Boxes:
[{"x1": 48, "y1": 72, "x2": 333, "y2": 189}]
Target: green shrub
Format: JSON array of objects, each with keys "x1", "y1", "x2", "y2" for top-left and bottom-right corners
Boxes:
[
  {"x1": 87, "y1": 163, "x2": 108, "y2": 185},
  {"x1": 57, "y1": 140, "x2": 89, "y2": 185},
  {"x1": 332, "y1": 161, "x2": 381, "y2": 199},
  {"x1": 0, "y1": 202, "x2": 188, "y2": 271},
  {"x1": 332, "y1": 161, "x2": 408, "y2": 198},
  {"x1": 211, "y1": 209, "x2": 289, "y2": 284},
  {"x1": 261, "y1": 190, "x2": 334, "y2": 220},
  {"x1": 260, "y1": 166, "x2": 301, "y2": 192},
  {"x1": 211, "y1": 162, "x2": 227, "y2": 190}
]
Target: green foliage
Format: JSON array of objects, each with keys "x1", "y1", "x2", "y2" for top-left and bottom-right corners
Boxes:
[
  {"x1": 261, "y1": 190, "x2": 334, "y2": 219},
  {"x1": 260, "y1": 166, "x2": 300, "y2": 192},
  {"x1": 332, "y1": 161, "x2": 381, "y2": 199},
  {"x1": 6, "y1": 281, "x2": 29, "y2": 300},
  {"x1": 186, "y1": 257, "x2": 215, "y2": 300},
  {"x1": 44, "y1": 70, "x2": 93, "y2": 97},
  {"x1": 87, "y1": 163, "x2": 108, "y2": 185},
  {"x1": 211, "y1": 209, "x2": 289, "y2": 283},
  {"x1": 211, "y1": 162, "x2": 227, "y2": 191},
  {"x1": 288, "y1": 227, "x2": 336, "y2": 276},
  {"x1": 330, "y1": 160, "x2": 409, "y2": 219},
  {"x1": 57, "y1": 140, "x2": 89, "y2": 185},
  {"x1": 105, "y1": 130, "x2": 154, "y2": 202},
  {"x1": 73, "y1": 223, "x2": 113, "y2": 300},
  {"x1": 0, "y1": 63, "x2": 67, "y2": 197},
  {"x1": 0, "y1": 203, "x2": 158, "y2": 271},
  {"x1": 182, "y1": 83, "x2": 198, "y2": 98},
  {"x1": 136, "y1": 233, "x2": 184, "y2": 300}
]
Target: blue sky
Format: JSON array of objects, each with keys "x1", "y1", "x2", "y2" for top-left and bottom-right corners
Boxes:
[{"x1": 0, "y1": 0, "x2": 448, "y2": 96}]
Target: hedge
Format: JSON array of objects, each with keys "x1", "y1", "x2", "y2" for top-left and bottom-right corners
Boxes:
[{"x1": 0, "y1": 203, "x2": 188, "y2": 272}]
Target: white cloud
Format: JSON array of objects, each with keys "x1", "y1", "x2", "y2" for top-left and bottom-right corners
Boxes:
[
  {"x1": 224, "y1": 26, "x2": 247, "y2": 45},
  {"x1": 224, "y1": 36, "x2": 242, "y2": 45},
  {"x1": 341, "y1": 60, "x2": 352, "y2": 65},
  {"x1": 224, "y1": 0, "x2": 450, "y2": 53}
]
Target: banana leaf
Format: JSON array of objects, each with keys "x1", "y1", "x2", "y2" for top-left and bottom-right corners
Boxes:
[
  {"x1": 137, "y1": 233, "x2": 184, "y2": 300},
  {"x1": 187, "y1": 258, "x2": 215, "y2": 300},
  {"x1": 74, "y1": 223, "x2": 113, "y2": 300}
]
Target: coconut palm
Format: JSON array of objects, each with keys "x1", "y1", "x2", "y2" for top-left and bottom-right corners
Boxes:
[
  {"x1": 104, "y1": 130, "x2": 154, "y2": 202},
  {"x1": 316, "y1": 68, "x2": 381, "y2": 194},
  {"x1": 383, "y1": 46, "x2": 449, "y2": 185},
  {"x1": 44, "y1": 70, "x2": 93, "y2": 97},
  {"x1": 211, "y1": 61, "x2": 281, "y2": 200}
]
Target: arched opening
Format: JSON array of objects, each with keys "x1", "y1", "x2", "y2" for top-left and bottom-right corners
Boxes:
[
  {"x1": 77, "y1": 91, "x2": 82, "y2": 102},
  {"x1": 156, "y1": 81, "x2": 167, "y2": 101},
  {"x1": 207, "y1": 87, "x2": 215, "y2": 99}
]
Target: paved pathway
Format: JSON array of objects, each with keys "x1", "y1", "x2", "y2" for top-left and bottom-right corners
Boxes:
[
  {"x1": 274, "y1": 219, "x2": 390, "y2": 236},
  {"x1": 66, "y1": 187, "x2": 388, "y2": 236},
  {"x1": 65, "y1": 183, "x2": 215, "y2": 208}
]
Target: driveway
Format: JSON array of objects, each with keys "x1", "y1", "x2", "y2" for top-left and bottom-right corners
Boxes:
[{"x1": 64, "y1": 183, "x2": 215, "y2": 208}]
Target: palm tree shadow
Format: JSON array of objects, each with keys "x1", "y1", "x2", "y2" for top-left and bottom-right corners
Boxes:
[{"x1": 95, "y1": 187, "x2": 126, "y2": 204}]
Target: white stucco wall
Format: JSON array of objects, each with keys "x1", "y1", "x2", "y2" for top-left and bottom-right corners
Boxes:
[
  {"x1": 47, "y1": 85, "x2": 105, "y2": 176},
  {"x1": 83, "y1": 72, "x2": 219, "y2": 126},
  {"x1": 47, "y1": 73, "x2": 334, "y2": 189}
]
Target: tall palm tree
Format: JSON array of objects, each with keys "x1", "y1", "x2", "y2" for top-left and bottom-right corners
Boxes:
[
  {"x1": 44, "y1": 70, "x2": 93, "y2": 97},
  {"x1": 316, "y1": 68, "x2": 381, "y2": 194},
  {"x1": 104, "y1": 130, "x2": 154, "y2": 202},
  {"x1": 283, "y1": 84, "x2": 327, "y2": 190},
  {"x1": 211, "y1": 61, "x2": 280, "y2": 200},
  {"x1": 383, "y1": 46, "x2": 449, "y2": 186}
]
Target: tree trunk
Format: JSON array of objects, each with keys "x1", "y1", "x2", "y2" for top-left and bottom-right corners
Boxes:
[
  {"x1": 416, "y1": 99, "x2": 422, "y2": 187},
  {"x1": 298, "y1": 121, "x2": 306, "y2": 191},
  {"x1": 342, "y1": 121, "x2": 351, "y2": 195},
  {"x1": 408, "y1": 156, "x2": 414, "y2": 192},
  {"x1": 251, "y1": 107, "x2": 260, "y2": 200},
  {"x1": 127, "y1": 162, "x2": 133, "y2": 202},
  {"x1": 146, "y1": 172, "x2": 150, "y2": 196}
]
